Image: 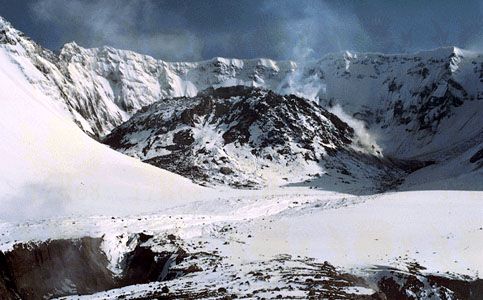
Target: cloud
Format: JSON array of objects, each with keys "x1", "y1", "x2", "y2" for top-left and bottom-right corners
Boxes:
[
  {"x1": 28, "y1": 0, "x2": 370, "y2": 61},
  {"x1": 30, "y1": 0, "x2": 203, "y2": 60},
  {"x1": 25, "y1": 0, "x2": 483, "y2": 61},
  {"x1": 261, "y1": 1, "x2": 367, "y2": 60}
]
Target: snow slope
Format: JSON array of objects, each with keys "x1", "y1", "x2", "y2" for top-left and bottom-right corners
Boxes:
[
  {"x1": 0, "y1": 47, "x2": 208, "y2": 221},
  {"x1": 400, "y1": 136, "x2": 483, "y2": 191},
  {"x1": 229, "y1": 190, "x2": 483, "y2": 276}
]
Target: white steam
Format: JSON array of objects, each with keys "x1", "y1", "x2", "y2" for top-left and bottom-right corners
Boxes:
[
  {"x1": 276, "y1": 64, "x2": 383, "y2": 158},
  {"x1": 328, "y1": 105, "x2": 382, "y2": 157},
  {"x1": 275, "y1": 58, "x2": 382, "y2": 158},
  {"x1": 276, "y1": 63, "x2": 326, "y2": 101}
]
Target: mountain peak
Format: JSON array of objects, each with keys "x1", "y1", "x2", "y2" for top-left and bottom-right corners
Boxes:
[
  {"x1": 0, "y1": 15, "x2": 12, "y2": 29},
  {"x1": 0, "y1": 16, "x2": 19, "y2": 45},
  {"x1": 62, "y1": 41, "x2": 79, "y2": 49}
]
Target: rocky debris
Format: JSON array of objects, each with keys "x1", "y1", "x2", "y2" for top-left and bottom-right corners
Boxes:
[
  {"x1": 3, "y1": 235, "x2": 480, "y2": 300},
  {"x1": 366, "y1": 265, "x2": 483, "y2": 300},
  {"x1": 72, "y1": 251, "x2": 483, "y2": 300}
]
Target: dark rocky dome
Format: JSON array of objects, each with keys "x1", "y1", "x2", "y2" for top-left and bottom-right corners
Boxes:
[{"x1": 104, "y1": 86, "x2": 403, "y2": 190}]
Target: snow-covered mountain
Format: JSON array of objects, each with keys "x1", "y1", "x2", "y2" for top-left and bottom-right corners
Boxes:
[
  {"x1": 1, "y1": 15, "x2": 483, "y2": 300},
  {"x1": 0, "y1": 16, "x2": 293, "y2": 137},
  {"x1": 3, "y1": 16, "x2": 482, "y2": 160},
  {"x1": 2, "y1": 14, "x2": 481, "y2": 190},
  {"x1": 103, "y1": 86, "x2": 405, "y2": 191},
  {"x1": 309, "y1": 49, "x2": 483, "y2": 187},
  {"x1": 313, "y1": 49, "x2": 483, "y2": 159},
  {"x1": 1, "y1": 13, "x2": 481, "y2": 191}
]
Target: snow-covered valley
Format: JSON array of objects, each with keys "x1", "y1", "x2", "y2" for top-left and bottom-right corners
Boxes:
[{"x1": 0, "y1": 15, "x2": 482, "y2": 299}]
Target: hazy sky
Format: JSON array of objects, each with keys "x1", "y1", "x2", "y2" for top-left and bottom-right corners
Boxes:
[{"x1": 1, "y1": 0, "x2": 482, "y2": 61}]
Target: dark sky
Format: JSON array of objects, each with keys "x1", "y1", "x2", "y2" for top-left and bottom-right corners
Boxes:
[{"x1": 1, "y1": 0, "x2": 482, "y2": 61}]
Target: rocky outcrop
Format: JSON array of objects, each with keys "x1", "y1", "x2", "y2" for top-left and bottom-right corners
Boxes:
[
  {"x1": 103, "y1": 86, "x2": 406, "y2": 190},
  {"x1": 0, "y1": 234, "x2": 188, "y2": 299},
  {"x1": 367, "y1": 265, "x2": 483, "y2": 300},
  {"x1": 0, "y1": 237, "x2": 114, "y2": 299}
]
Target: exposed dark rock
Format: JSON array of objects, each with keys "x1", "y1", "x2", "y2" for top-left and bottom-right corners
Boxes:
[
  {"x1": 427, "y1": 275, "x2": 483, "y2": 300},
  {"x1": 0, "y1": 29, "x2": 17, "y2": 45},
  {"x1": 470, "y1": 147, "x2": 483, "y2": 163},
  {"x1": 416, "y1": 80, "x2": 468, "y2": 131},
  {"x1": 103, "y1": 86, "x2": 366, "y2": 188},
  {"x1": 372, "y1": 268, "x2": 483, "y2": 300},
  {"x1": 220, "y1": 167, "x2": 234, "y2": 175},
  {"x1": 0, "y1": 234, "x2": 188, "y2": 299},
  {"x1": 172, "y1": 130, "x2": 195, "y2": 147},
  {"x1": 0, "y1": 237, "x2": 114, "y2": 300}
]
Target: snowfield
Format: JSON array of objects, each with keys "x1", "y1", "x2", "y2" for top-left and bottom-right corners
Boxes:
[
  {"x1": 1, "y1": 190, "x2": 481, "y2": 277},
  {"x1": 1, "y1": 189, "x2": 481, "y2": 298}
]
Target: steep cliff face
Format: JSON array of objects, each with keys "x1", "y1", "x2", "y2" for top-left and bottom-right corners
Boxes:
[
  {"x1": 313, "y1": 48, "x2": 483, "y2": 158},
  {"x1": 2, "y1": 15, "x2": 481, "y2": 154},
  {"x1": 0, "y1": 234, "x2": 186, "y2": 300},
  {"x1": 0, "y1": 17, "x2": 97, "y2": 135},
  {"x1": 0, "y1": 16, "x2": 294, "y2": 137},
  {"x1": 59, "y1": 42, "x2": 295, "y2": 115},
  {"x1": 0, "y1": 237, "x2": 114, "y2": 299}
]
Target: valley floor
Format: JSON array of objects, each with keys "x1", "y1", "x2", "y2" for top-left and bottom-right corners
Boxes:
[{"x1": 1, "y1": 187, "x2": 481, "y2": 299}]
